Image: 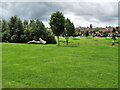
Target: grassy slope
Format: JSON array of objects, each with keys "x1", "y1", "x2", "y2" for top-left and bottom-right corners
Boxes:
[{"x1": 2, "y1": 37, "x2": 118, "y2": 88}]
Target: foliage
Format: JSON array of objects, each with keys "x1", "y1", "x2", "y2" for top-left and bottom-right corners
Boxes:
[
  {"x1": 73, "y1": 32, "x2": 80, "y2": 37},
  {"x1": 1, "y1": 16, "x2": 56, "y2": 44},
  {"x1": 90, "y1": 24, "x2": 92, "y2": 29},
  {"x1": 112, "y1": 28, "x2": 116, "y2": 40},
  {"x1": 93, "y1": 27, "x2": 99, "y2": 32},
  {"x1": 0, "y1": 20, "x2": 2, "y2": 41},
  {"x1": 63, "y1": 18, "x2": 75, "y2": 45},
  {"x1": 102, "y1": 31, "x2": 108, "y2": 37},
  {"x1": 49, "y1": 11, "x2": 65, "y2": 46},
  {"x1": 92, "y1": 33, "x2": 95, "y2": 37},
  {"x1": 84, "y1": 30, "x2": 89, "y2": 37}
]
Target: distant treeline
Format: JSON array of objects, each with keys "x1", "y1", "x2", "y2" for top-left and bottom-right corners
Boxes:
[{"x1": 0, "y1": 16, "x2": 56, "y2": 44}]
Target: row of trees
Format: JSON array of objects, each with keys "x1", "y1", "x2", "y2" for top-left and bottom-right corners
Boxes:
[
  {"x1": 0, "y1": 16, "x2": 56, "y2": 44},
  {"x1": 49, "y1": 11, "x2": 75, "y2": 46}
]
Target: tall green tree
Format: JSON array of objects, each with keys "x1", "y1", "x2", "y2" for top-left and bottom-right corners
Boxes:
[
  {"x1": 0, "y1": 20, "x2": 1, "y2": 42},
  {"x1": 8, "y1": 16, "x2": 18, "y2": 37},
  {"x1": 90, "y1": 24, "x2": 92, "y2": 29},
  {"x1": 16, "y1": 18, "x2": 24, "y2": 42},
  {"x1": 49, "y1": 11, "x2": 65, "y2": 46},
  {"x1": 8, "y1": 16, "x2": 24, "y2": 42},
  {"x1": 23, "y1": 19, "x2": 28, "y2": 27},
  {"x1": 2, "y1": 19, "x2": 8, "y2": 32},
  {"x1": 23, "y1": 19, "x2": 30, "y2": 42},
  {"x1": 112, "y1": 28, "x2": 116, "y2": 40},
  {"x1": 63, "y1": 18, "x2": 75, "y2": 45},
  {"x1": 0, "y1": 20, "x2": 1, "y2": 32},
  {"x1": 2, "y1": 19, "x2": 10, "y2": 42},
  {"x1": 29, "y1": 19, "x2": 36, "y2": 40},
  {"x1": 35, "y1": 19, "x2": 46, "y2": 40}
]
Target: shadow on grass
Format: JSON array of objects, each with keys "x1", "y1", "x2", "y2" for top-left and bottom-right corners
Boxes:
[
  {"x1": 105, "y1": 38, "x2": 111, "y2": 40},
  {"x1": 73, "y1": 38, "x2": 80, "y2": 40},
  {"x1": 86, "y1": 37, "x2": 93, "y2": 39},
  {"x1": 59, "y1": 40, "x2": 66, "y2": 43},
  {"x1": 115, "y1": 41, "x2": 119, "y2": 44},
  {"x1": 94, "y1": 39, "x2": 98, "y2": 41},
  {"x1": 56, "y1": 45, "x2": 78, "y2": 47}
]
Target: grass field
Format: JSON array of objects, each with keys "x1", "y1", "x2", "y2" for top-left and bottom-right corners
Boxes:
[{"x1": 2, "y1": 37, "x2": 118, "y2": 88}]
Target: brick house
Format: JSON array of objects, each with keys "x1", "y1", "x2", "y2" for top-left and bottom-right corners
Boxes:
[{"x1": 75, "y1": 26, "x2": 117, "y2": 36}]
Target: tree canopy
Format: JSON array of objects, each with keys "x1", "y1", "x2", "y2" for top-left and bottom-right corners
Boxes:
[
  {"x1": 49, "y1": 11, "x2": 65, "y2": 46},
  {"x1": 63, "y1": 18, "x2": 75, "y2": 45}
]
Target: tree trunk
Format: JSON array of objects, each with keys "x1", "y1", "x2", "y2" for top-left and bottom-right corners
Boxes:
[
  {"x1": 66, "y1": 40, "x2": 68, "y2": 46},
  {"x1": 57, "y1": 36, "x2": 60, "y2": 46},
  {"x1": 66, "y1": 37, "x2": 69, "y2": 46},
  {"x1": 105, "y1": 37, "x2": 107, "y2": 39}
]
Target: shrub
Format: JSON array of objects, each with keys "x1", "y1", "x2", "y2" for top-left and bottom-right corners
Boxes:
[
  {"x1": 84, "y1": 30, "x2": 89, "y2": 37},
  {"x1": 103, "y1": 31, "x2": 108, "y2": 37}
]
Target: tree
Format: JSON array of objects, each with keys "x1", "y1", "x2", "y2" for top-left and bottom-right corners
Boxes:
[
  {"x1": 92, "y1": 33, "x2": 95, "y2": 38},
  {"x1": 23, "y1": 19, "x2": 29, "y2": 42},
  {"x1": 63, "y1": 18, "x2": 75, "y2": 45},
  {"x1": 8, "y1": 16, "x2": 18, "y2": 38},
  {"x1": 49, "y1": 11, "x2": 65, "y2": 46},
  {"x1": 8, "y1": 16, "x2": 24, "y2": 43},
  {"x1": 15, "y1": 18, "x2": 24, "y2": 42},
  {"x1": 112, "y1": 28, "x2": 116, "y2": 40},
  {"x1": 84, "y1": 30, "x2": 89, "y2": 38},
  {"x1": 90, "y1": 24, "x2": 92, "y2": 29},
  {"x1": 102, "y1": 31, "x2": 108, "y2": 38},
  {"x1": 23, "y1": 19, "x2": 28, "y2": 27},
  {"x1": 0, "y1": 20, "x2": 2, "y2": 41},
  {"x1": 108, "y1": 26, "x2": 112, "y2": 28},
  {"x1": 35, "y1": 19, "x2": 43, "y2": 40},
  {"x1": 29, "y1": 19, "x2": 37, "y2": 40},
  {"x1": 2, "y1": 19, "x2": 10, "y2": 42},
  {"x1": 2, "y1": 19, "x2": 8, "y2": 32},
  {"x1": 93, "y1": 27, "x2": 99, "y2": 32}
]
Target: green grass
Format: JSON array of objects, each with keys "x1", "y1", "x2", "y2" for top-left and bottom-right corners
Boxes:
[{"x1": 2, "y1": 37, "x2": 118, "y2": 88}]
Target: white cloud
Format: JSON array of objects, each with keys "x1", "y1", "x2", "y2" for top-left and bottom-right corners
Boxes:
[
  {"x1": 0, "y1": 2, "x2": 118, "y2": 27},
  {"x1": 1, "y1": 0, "x2": 119, "y2": 2}
]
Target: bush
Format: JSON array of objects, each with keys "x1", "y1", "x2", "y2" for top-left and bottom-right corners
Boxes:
[
  {"x1": 92, "y1": 33, "x2": 95, "y2": 37},
  {"x1": 84, "y1": 30, "x2": 89, "y2": 37},
  {"x1": 73, "y1": 32, "x2": 79, "y2": 37},
  {"x1": 103, "y1": 31, "x2": 108, "y2": 37},
  {"x1": 112, "y1": 34, "x2": 116, "y2": 40}
]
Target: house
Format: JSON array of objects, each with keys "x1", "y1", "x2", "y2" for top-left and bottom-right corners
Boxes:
[{"x1": 75, "y1": 26, "x2": 116, "y2": 36}]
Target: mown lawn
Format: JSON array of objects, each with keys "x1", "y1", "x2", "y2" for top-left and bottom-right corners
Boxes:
[{"x1": 2, "y1": 37, "x2": 118, "y2": 88}]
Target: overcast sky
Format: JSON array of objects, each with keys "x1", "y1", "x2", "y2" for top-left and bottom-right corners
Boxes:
[{"x1": 0, "y1": 1, "x2": 119, "y2": 28}]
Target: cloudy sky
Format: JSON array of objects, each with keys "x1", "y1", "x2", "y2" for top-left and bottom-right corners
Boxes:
[{"x1": 0, "y1": 0, "x2": 119, "y2": 28}]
